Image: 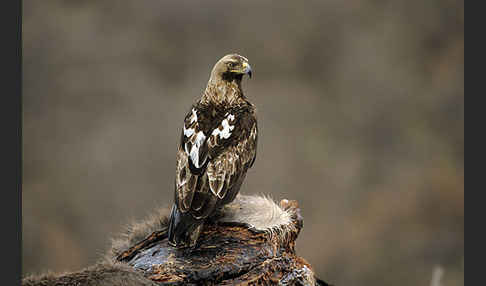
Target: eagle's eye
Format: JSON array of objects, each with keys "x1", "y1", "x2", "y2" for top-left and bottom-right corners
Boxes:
[{"x1": 228, "y1": 62, "x2": 237, "y2": 69}]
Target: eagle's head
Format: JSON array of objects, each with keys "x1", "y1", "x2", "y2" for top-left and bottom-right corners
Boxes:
[{"x1": 210, "y1": 54, "x2": 252, "y2": 83}]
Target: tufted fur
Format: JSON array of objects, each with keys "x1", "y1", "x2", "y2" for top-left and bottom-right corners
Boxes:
[
  {"x1": 108, "y1": 194, "x2": 296, "y2": 259},
  {"x1": 106, "y1": 206, "x2": 171, "y2": 262},
  {"x1": 217, "y1": 194, "x2": 293, "y2": 232},
  {"x1": 22, "y1": 262, "x2": 158, "y2": 286}
]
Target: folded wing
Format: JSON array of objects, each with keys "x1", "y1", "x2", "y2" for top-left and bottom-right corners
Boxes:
[{"x1": 175, "y1": 105, "x2": 258, "y2": 219}]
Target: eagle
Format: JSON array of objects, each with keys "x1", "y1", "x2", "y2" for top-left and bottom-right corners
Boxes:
[{"x1": 168, "y1": 54, "x2": 258, "y2": 248}]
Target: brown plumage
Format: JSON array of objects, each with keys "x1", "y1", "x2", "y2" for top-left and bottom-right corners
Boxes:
[{"x1": 168, "y1": 54, "x2": 258, "y2": 248}]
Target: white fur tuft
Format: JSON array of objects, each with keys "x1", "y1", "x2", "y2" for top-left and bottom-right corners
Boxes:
[{"x1": 218, "y1": 194, "x2": 293, "y2": 232}]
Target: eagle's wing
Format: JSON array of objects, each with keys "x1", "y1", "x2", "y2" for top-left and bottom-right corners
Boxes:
[
  {"x1": 175, "y1": 107, "x2": 208, "y2": 213},
  {"x1": 175, "y1": 106, "x2": 257, "y2": 218},
  {"x1": 204, "y1": 110, "x2": 257, "y2": 202}
]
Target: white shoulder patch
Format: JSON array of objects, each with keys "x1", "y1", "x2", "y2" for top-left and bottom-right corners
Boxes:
[
  {"x1": 183, "y1": 125, "x2": 195, "y2": 137},
  {"x1": 183, "y1": 109, "x2": 198, "y2": 138},
  {"x1": 212, "y1": 114, "x2": 235, "y2": 140},
  {"x1": 190, "y1": 108, "x2": 198, "y2": 124},
  {"x1": 187, "y1": 131, "x2": 207, "y2": 168}
]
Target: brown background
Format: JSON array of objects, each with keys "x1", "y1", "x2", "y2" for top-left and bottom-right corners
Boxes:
[{"x1": 23, "y1": 1, "x2": 463, "y2": 285}]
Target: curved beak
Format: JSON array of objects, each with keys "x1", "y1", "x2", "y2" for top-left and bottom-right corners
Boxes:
[{"x1": 243, "y1": 62, "x2": 252, "y2": 79}]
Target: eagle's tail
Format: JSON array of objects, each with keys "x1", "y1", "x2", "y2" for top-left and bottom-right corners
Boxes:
[{"x1": 167, "y1": 205, "x2": 204, "y2": 248}]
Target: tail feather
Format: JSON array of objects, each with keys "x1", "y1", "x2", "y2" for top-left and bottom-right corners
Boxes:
[{"x1": 168, "y1": 205, "x2": 205, "y2": 248}]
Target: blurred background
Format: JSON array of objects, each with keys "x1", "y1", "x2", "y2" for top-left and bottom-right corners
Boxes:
[{"x1": 22, "y1": 0, "x2": 463, "y2": 285}]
